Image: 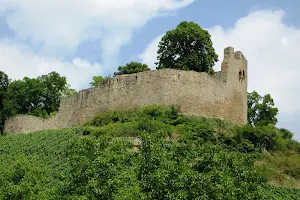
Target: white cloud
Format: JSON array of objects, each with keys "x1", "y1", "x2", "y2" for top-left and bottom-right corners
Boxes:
[
  {"x1": 139, "y1": 9, "x2": 300, "y2": 140},
  {"x1": 139, "y1": 34, "x2": 163, "y2": 69},
  {"x1": 208, "y1": 10, "x2": 300, "y2": 116},
  {"x1": 0, "y1": 40, "x2": 100, "y2": 90},
  {"x1": 0, "y1": 0, "x2": 193, "y2": 59},
  {"x1": 0, "y1": 0, "x2": 194, "y2": 91},
  {"x1": 0, "y1": 0, "x2": 194, "y2": 90}
]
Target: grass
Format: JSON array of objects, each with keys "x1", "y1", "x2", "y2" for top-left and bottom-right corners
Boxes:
[{"x1": 256, "y1": 151, "x2": 300, "y2": 189}]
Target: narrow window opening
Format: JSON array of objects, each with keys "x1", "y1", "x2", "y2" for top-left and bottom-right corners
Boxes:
[
  {"x1": 243, "y1": 70, "x2": 245, "y2": 77},
  {"x1": 239, "y1": 71, "x2": 242, "y2": 76},
  {"x1": 136, "y1": 76, "x2": 138, "y2": 79},
  {"x1": 117, "y1": 79, "x2": 119, "y2": 82}
]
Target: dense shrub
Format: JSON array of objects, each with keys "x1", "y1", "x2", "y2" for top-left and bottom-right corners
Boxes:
[
  {"x1": 234, "y1": 124, "x2": 294, "y2": 152},
  {"x1": 84, "y1": 105, "x2": 181, "y2": 127},
  {"x1": 61, "y1": 131, "x2": 266, "y2": 199},
  {"x1": 0, "y1": 129, "x2": 77, "y2": 199},
  {"x1": 0, "y1": 105, "x2": 300, "y2": 199}
]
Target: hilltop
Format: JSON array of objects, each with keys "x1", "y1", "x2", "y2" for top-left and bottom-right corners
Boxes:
[{"x1": 1, "y1": 105, "x2": 300, "y2": 199}]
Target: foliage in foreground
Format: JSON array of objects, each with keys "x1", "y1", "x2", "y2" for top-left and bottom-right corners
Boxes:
[{"x1": 0, "y1": 105, "x2": 300, "y2": 199}]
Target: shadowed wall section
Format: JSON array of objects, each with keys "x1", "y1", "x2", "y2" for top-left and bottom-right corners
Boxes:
[{"x1": 4, "y1": 47, "x2": 248, "y2": 134}]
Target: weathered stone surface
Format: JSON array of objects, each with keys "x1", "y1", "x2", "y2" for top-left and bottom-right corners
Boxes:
[{"x1": 4, "y1": 46, "x2": 248, "y2": 134}]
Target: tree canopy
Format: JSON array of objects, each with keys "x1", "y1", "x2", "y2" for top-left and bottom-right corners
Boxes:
[
  {"x1": 114, "y1": 61, "x2": 150, "y2": 76},
  {"x1": 156, "y1": 21, "x2": 218, "y2": 73},
  {"x1": 248, "y1": 91, "x2": 279, "y2": 126},
  {"x1": 38, "y1": 72, "x2": 70, "y2": 114},
  {"x1": 0, "y1": 71, "x2": 77, "y2": 130}
]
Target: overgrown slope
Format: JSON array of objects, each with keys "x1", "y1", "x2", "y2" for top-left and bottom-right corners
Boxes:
[{"x1": 0, "y1": 105, "x2": 300, "y2": 199}]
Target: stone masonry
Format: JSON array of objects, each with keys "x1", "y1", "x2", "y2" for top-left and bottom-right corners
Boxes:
[{"x1": 4, "y1": 47, "x2": 248, "y2": 134}]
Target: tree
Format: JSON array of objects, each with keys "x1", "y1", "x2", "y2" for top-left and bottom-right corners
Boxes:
[
  {"x1": 114, "y1": 61, "x2": 150, "y2": 76},
  {"x1": 279, "y1": 128, "x2": 293, "y2": 140},
  {"x1": 156, "y1": 21, "x2": 218, "y2": 73},
  {"x1": 248, "y1": 91, "x2": 279, "y2": 126},
  {"x1": 38, "y1": 72, "x2": 68, "y2": 114},
  {"x1": 3, "y1": 71, "x2": 76, "y2": 119},
  {"x1": 90, "y1": 76, "x2": 104, "y2": 87},
  {"x1": 3, "y1": 77, "x2": 46, "y2": 118},
  {"x1": 0, "y1": 71, "x2": 10, "y2": 133}
]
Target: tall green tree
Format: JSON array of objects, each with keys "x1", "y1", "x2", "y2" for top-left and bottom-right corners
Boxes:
[
  {"x1": 37, "y1": 72, "x2": 68, "y2": 114},
  {"x1": 3, "y1": 77, "x2": 47, "y2": 118},
  {"x1": 156, "y1": 21, "x2": 218, "y2": 72},
  {"x1": 114, "y1": 61, "x2": 150, "y2": 76},
  {"x1": 0, "y1": 71, "x2": 10, "y2": 133},
  {"x1": 248, "y1": 91, "x2": 279, "y2": 126},
  {"x1": 3, "y1": 72, "x2": 76, "y2": 119}
]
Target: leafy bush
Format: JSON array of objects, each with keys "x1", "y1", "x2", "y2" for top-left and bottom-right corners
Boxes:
[
  {"x1": 60, "y1": 130, "x2": 266, "y2": 199},
  {"x1": 0, "y1": 129, "x2": 78, "y2": 199},
  {"x1": 84, "y1": 110, "x2": 133, "y2": 127},
  {"x1": 1, "y1": 105, "x2": 300, "y2": 199},
  {"x1": 234, "y1": 124, "x2": 293, "y2": 152}
]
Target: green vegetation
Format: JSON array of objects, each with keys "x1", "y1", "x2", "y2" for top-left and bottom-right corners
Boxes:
[
  {"x1": 0, "y1": 71, "x2": 76, "y2": 133},
  {"x1": 0, "y1": 129, "x2": 78, "y2": 199},
  {"x1": 156, "y1": 21, "x2": 218, "y2": 73},
  {"x1": 90, "y1": 75, "x2": 105, "y2": 87},
  {"x1": 1, "y1": 105, "x2": 300, "y2": 199},
  {"x1": 114, "y1": 61, "x2": 150, "y2": 76},
  {"x1": 261, "y1": 186, "x2": 300, "y2": 200},
  {"x1": 90, "y1": 62, "x2": 150, "y2": 87},
  {"x1": 258, "y1": 152, "x2": 300, "y2": 187},
  {"x1": 248, "y1": 90, "x2": 279, "y2": 126},
  {"x1": 90, "y1": 75, "x2": 113, "y2": 88}
]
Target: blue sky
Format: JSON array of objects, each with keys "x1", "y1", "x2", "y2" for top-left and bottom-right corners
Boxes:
[
  {"x1": 0, "y1": 0, "x2": 299, "y2": 140},
  {"x1": 123, "y1": 0, "x2": 300, "y2": 66}
]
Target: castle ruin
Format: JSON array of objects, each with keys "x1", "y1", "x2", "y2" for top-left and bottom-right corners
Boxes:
[{"x1": 4, "y1": 47, "x2": 248, "y2": 134}]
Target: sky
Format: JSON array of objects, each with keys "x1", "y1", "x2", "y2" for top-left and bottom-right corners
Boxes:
[{"x1": 0, "y1": 0, "x2": 299, "y2": 140}]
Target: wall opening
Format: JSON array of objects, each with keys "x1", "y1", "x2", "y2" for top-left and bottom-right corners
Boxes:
[
  {"x1": 136, "y1": 76, "x2": 138, "y2": 79},
  {"x1": 243, "y1": 70, "x2": 245, "y2": 77},
  {"x1": 117, "y1": 79, "x2": 119, "y2": 82},
  {"x1": 239, "y1": 71, "x2": 242, "y2": 77}
]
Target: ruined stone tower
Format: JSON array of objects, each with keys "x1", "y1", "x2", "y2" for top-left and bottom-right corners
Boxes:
[
  {"x1": 4, "y1": 46, "x2": 248, "y2": 134},
  {"x1": 220, "y1": 46, "x2": 248, "y2": 124}
]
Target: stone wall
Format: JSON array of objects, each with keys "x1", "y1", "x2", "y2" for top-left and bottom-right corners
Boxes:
[{"x1": 4, "y1": 46, "x2": 248, "y2": 134}]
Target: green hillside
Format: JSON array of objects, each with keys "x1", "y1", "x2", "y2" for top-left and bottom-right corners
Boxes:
[{"x1": 1, "y1": 105, "x2": 300, "y2": 199}]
